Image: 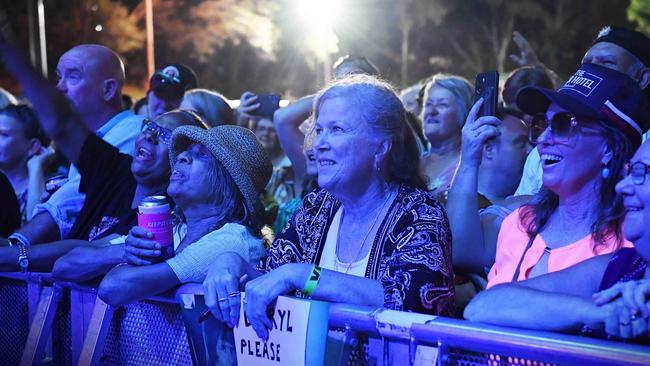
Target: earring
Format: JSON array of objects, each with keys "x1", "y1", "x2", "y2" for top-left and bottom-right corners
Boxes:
[{"x1": 601, "y1": 166, "x2": 611, "y2": 179}]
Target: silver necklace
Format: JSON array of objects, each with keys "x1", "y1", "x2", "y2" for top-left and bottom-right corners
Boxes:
[{"x1": 335, "y1": 187, "x2": 396, "y2": 274}]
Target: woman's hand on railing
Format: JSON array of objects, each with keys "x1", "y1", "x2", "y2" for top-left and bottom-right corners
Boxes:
[
  {"x1": 592, "y1": 279, "x2": 650, "y2": 339},
  {"x1": 123, "y1": 226, "x2": 161, "y2": 266},
  {"x1": 203, "y1": 252, "x2": 249, "y2": 328},
  {"x1": 243, "y1": 263, "x2": 306, "y2": 342}
]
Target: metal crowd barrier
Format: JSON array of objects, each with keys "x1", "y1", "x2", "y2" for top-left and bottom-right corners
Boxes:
[{"x1": 1, "y1": 272, "x2": 649, "y2": 366}]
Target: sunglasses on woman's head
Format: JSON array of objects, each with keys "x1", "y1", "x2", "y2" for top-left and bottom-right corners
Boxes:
[
  {"x1": 528, "y1": 112, "x2": 599, "y2": 145},
  {"x1": 623, "y1": 161, "x2": 650, "y2": 185},
  {"x1": 141, "y1": 119, "x2": 173, "y2": 145}
]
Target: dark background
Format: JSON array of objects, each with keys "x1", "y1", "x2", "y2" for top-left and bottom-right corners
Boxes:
[{"x1": 0, "y1": 0, "x2": 645, "y2": 100}]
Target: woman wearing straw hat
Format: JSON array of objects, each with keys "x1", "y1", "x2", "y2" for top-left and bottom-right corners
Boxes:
[
  {"x1": 203, "y1": 75, "x2": 454, "y2": 341},
  {"x1": 97, "y1": 125, "x2": 272, "y2": 306}
]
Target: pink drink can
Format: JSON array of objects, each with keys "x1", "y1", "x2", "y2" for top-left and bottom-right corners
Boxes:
[{"x1": 138, "y1": 195, "x2": 174, "y2": 259}]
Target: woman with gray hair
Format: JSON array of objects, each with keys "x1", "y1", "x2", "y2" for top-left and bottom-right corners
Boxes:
[
  {"x1": 419, "y1": 74, "x2": 474, "y2": 194},
  {"x1": 97, "y1": 125, "x2": 272, "y2": 306},
  {"x1": 180, "y1": 88, "x2": 235, "y2": 127},
  {"x1": 203, "y1": 75, "x2": 454, "y2": 342}
]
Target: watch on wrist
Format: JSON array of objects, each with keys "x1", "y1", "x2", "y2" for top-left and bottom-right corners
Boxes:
[{"x1": 17, "y1": 245, "x2": 29, "y2": 273}]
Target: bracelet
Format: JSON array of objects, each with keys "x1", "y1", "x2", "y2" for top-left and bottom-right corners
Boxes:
[
  {"x1": 8, "y1": 232, "x2": 31, "y2": 247},
  {"x1": 301, "y1": 265, "x2": 322, "y2": 297}
]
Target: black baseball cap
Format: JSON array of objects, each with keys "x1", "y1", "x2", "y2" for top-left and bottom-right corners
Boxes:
[
  {"x1": 593, "y1": 26, "x2": 650, "y2": 68},
  {"x1": 149, "y1": 64, "x2": 198, "y2": 100},
  {"x1": 517, "y1": 63, "x2": 650, "y2": 146}
]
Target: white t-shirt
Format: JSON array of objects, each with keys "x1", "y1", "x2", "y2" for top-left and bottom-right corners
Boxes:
[
  {"x1": 514, "y1": 147, "x2": 542, "y2": 196},
  {"x1": 318, "y1": 207, "x2": 371, "y2": 277}
]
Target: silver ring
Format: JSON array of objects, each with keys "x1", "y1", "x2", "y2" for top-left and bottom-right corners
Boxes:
[
  {"x1": 631, "y1": 313, "x2": 639, "y2": 321},
  {"x1": 228, "y1": 292, "x2": 240, "y2": 298},
  {"x1": 218, "y1": 297, "x2": 229, "y2": 302}
]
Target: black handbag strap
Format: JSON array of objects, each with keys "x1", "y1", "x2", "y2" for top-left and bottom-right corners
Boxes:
[{"x1": 511, "y1": 234, "x2": 537, "y2": 282}]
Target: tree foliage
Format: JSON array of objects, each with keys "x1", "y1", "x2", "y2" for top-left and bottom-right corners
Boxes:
[
  {"x1": 1, "y1": 0, "x2": 639, "y2": 99},
  {"x1": 628, "y1": 0, "x2": 650, "y2": 36}
]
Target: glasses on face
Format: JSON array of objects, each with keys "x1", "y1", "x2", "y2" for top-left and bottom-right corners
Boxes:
[
  {"x1": 141, "y1": 119, "x2": 172, "y2": 145},
  {"x1": 623, "y1": 161, "x2": 650, "y2": 185},
  {"x1": 528, "y1": 112, "x2": 598, "y2": 145},
  {"x1": 152, "y1": 72, "x2": 180, "y2": 85}
]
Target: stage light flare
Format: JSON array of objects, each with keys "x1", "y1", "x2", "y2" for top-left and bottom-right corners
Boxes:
[{"x1": 292, "y1": 0, "x2": 342, "y2": 61}]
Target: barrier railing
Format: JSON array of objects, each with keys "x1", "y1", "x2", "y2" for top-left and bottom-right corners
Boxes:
[{"x1": 1, "y1": 272, "x2": 649, "y2": 366}]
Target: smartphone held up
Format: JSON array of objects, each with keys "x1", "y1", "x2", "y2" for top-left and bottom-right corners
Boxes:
[{"x1": 474, "y1": 71, "x2": 499, "y2": 117}]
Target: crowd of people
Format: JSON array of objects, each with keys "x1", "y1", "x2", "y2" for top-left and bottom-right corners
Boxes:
[{"x1": 1, "y1": 21, "x2": 650, "y2": 363}]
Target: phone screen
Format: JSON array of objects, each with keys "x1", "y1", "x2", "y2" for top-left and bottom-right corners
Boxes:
[{"x1": 474, "y1": 71, "x2": 499, "y2": 117}]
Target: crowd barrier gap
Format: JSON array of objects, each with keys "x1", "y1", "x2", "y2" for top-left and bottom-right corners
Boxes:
[{"x1": 1, "y1": 272, "x2": 649, "y2": 366}]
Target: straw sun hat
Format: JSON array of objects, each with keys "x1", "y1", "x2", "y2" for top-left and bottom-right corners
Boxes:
[{"x1": 169, "y1": 125, "x2": 273, "y2": 217}]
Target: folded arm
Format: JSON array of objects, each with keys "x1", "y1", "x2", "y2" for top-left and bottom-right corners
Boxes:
[
  {"x1": 0, "y1": 239, "x2": 89, "y2": 272},
  {"x1": 52, "y1": 244, "x2": 124, "y2": 282},
  {"x1": 464, "y1": 254, "x2": 611, "y2": 331},
  {"x1": 98, "y1": 262, "x2": 180, "y2": 306}
]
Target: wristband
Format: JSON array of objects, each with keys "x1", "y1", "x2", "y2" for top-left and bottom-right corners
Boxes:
[{"x1": 301, "y1": 265, "x2": 322, "y2": 297}]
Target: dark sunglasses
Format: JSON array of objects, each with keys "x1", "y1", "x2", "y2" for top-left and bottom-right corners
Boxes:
[
  {"x1": 528, "y1": 112, "x2": 599, "y2": 145},
  {"x1": 623, "y1": 161, "x2": 650, "y2": 185},
  {"x1": 141, "y1": 119, "x2": 173, "y2": 145}
]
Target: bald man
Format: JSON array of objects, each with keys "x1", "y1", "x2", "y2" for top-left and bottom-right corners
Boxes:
[{"x1": 5, "y1": 44, "x2": 140, "y2": 245}]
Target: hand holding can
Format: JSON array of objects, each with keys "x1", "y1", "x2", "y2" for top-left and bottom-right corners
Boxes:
[{"x1": 137, "y1": 196, "x2": 174, "y2": 259}]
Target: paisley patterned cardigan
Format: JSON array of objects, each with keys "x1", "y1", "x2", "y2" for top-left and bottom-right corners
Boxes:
[{"x1": 262, "y1": 184, "x2": 455, "y2": 317}]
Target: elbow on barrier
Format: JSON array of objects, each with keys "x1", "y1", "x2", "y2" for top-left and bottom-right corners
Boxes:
[{"x1": 0, "y1": 272, "x2": 648, "y2": 366}]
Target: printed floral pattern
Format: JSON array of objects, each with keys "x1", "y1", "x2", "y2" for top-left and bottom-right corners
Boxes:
[{"x1": 262, "y1": 184, "x2": 455, "y2": 316}]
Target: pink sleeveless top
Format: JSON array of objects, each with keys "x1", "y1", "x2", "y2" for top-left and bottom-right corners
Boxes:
[{"x1": 487, "y1": 207, "x2": 632, "y2": 288}]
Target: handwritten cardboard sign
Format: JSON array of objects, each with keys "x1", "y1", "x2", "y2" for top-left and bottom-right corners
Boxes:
[{"x1": 233, "y1": 294, "x2": 329, "y2": 366}]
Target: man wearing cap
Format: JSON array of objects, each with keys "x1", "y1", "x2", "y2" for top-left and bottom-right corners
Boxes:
[
  {"x1": 515, "y1": 26, "x2": 650, "y2": 196},
  {"x1": 3, "y1": 43, "x2": 141, "y2": 248},
  {"x1": 147, "y1": 63, "x2": 198, "y2": 119}
]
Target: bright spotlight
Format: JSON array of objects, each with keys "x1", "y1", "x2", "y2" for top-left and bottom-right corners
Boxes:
[
  {"x1": 293, "y1": 0, "x2": 341, "y2": 61},
  {"x1": 94, "y1": 24, "x2": 103, "y2": 32},
  {"x1": 295, "y1": 0, "x2": 342, "y2": 31}
]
